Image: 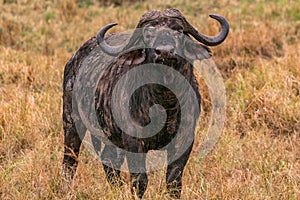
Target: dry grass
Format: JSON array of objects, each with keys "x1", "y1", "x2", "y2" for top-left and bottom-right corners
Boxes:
[{"x1": 0, "y1": 0, "x2": 299, "y2": 199}]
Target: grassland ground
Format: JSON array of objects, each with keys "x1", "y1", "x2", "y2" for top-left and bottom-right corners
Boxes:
[{"x1": 0, "y1": 0, "x2": 299, "y2": 199}]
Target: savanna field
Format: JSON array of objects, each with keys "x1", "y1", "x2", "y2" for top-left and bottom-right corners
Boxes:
[{"x1": 0, "y1": 0, "x2": 299, "y2": 199}]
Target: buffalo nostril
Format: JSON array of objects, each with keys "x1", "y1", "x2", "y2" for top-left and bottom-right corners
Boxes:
[{"x1": 155, "y1": 49, "x2": 161, "y2": 55}]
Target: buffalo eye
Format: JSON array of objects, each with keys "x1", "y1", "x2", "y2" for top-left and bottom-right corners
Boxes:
[
  {"x1": 168, "y1": 21, "x2": 183, "y2": 32},
  {"x1": 174, "y1": 25, "x2": 184, "y2": 32}
]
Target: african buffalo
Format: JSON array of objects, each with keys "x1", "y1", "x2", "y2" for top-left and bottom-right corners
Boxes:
[{"x1": 62, "y1": 8, "x2": 229, "y2": 198}]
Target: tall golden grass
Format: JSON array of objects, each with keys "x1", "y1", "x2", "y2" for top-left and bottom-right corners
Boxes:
[{"x1": 0, "y1": 0, "x2": 299, "y2": 199}]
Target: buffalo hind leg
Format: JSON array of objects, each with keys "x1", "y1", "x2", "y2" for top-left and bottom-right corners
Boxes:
[{"x1": 166, "y1": 143, "x2": 193, "y2": 199}]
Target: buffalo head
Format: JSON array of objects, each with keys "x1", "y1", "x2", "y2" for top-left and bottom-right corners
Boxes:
[{"x1": 96, "y1": 8, "x2": 229, "y2": 62}]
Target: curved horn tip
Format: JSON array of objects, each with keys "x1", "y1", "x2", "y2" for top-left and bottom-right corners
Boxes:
[
  {"x1": 96, "y1": 23, "x2": 118, "y2": 44},
  {"x1": 209, "y1": 14, "x2": 222, "y2": 19},
  {"x1": 99, "y1": 23, "x2": 118, "y2": 33},
  {"x1": 107, "y1": 23, "x2": 118, "y2": 27},
  {"x1": 208, "y1": 14, "x2": 229, "y2": 26}
]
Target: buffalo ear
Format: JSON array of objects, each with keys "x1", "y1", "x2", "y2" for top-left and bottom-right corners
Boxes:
[{"x1": 183, "y1": 38, "x2": 211, "y2": 61}]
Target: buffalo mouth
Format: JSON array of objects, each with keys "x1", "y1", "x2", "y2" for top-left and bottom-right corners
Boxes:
[
  {"x1": 155, "y1": 57, "x2": 179, "y2": 66},
  {"x1": 146, "y1": 48, "x2": 183, "y2": 67}
]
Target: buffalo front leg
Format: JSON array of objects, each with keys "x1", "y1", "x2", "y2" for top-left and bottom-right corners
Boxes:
[
  {"x1": 101, "y1": 144, "x2": 125, "y2": 186},
  {"x1": 166, "y1": 142, "x2": 193, "y2": 199},
  {"x1": 62, "y1": 119, "x2": 86, "y2": 179},
  {"x1": 124, "y1": 137, "x2": 148, "y2": 199},
  {"x1": 127, "y1": 154, "x2": 148, "y2": 199},
  {"x1": 62, "y1": 89, "x2": 86, "y2": 180}
]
